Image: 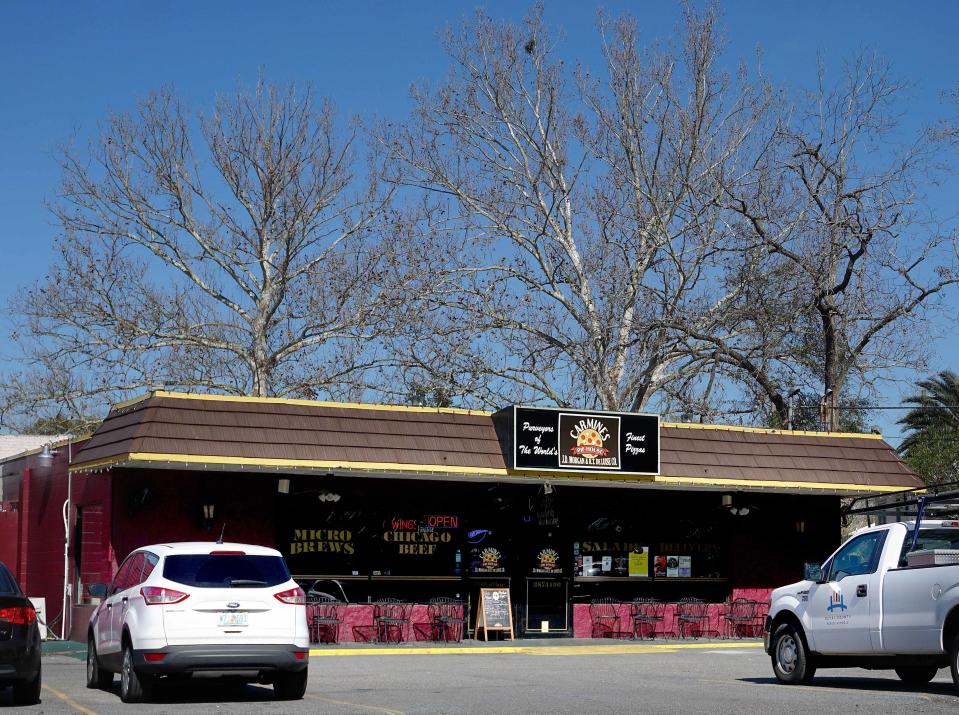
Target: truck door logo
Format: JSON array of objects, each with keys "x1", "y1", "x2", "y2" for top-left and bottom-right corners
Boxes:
[{"x1": 827, "y1": 592, "x2": 847, "y2": 612}]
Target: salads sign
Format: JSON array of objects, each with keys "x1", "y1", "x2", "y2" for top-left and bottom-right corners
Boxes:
[{"x1": 497, "y1": 406, "x2": 659, "y2": 475}]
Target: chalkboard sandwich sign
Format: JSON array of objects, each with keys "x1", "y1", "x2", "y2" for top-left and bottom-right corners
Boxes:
[
  {"x1": 493, "y1": 405, "x2": 659, "y2": 476},
  {"x1": 475, "y1": 588, "x2": 514, "y2": 641}
]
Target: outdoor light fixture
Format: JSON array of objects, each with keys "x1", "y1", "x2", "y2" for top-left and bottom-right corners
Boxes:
[
  {"x1": 543, "y1": 482, "x2": 554, "y2": 495},
  {"x1": 277, "y1": 478, "x2": 290, "y2": 494},
  {"x1": 38, "y1": 444, "x2": 57, "y2": 462}
]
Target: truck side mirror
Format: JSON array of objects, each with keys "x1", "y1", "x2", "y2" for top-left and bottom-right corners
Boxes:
[{"x1": 803, "y1": 562, "x2": 823, "y2": 582}]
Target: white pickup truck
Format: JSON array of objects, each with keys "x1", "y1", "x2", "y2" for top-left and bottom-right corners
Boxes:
[{"x1": 765, "y1": 519, "x2": 959, "y2": 691}]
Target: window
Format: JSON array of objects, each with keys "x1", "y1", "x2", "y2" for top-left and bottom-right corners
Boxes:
[
  {"x1": 0, "y1": 564, "x2": 19, "y2": 595},
  {"x1": 112, "y1": 553, "x2": 144, "y2": 594},
  {"x1": 827, "y1": 530, "x2": 887, "y2": 581},
  {"x1": 898, "y1": 529, "x2": 959, "y2": 566},
  {"x1": 141, "y1": 552, "x2": 159, "y2": 581},
  {"x1": 163, "y1": 555, "x2": 290, "y2": 588}
]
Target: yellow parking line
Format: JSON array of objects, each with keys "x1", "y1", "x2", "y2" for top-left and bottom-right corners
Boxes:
[
  {"x1": 309, "y1": 641, "x2": 764, "y2": 657},
  {"x1": 42, "y1": 683, "x2": 100, "y2": 715},
  {"x1": 307, "y1": 693, "x2": 406, "y2": 714}
]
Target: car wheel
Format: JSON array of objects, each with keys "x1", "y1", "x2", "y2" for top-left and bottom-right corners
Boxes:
[
  {"x1": 770, "y1": 623, "x2": 815, "y2": 685},
  {"x1": 273, "y1": 668, "x2": 308, "y2": 700},
  {"x1": 86, "y1": 636, "x2": 113, "y2": 689},
  {"x1": 120, "y1": 641, "x2": 153, "y2": 703},
  {"x1": 895, "y1": 665, "x2": 938, "y2": 685},
  {"x1": 12, "y1": 663, "x2": 41, "y2": 706}
]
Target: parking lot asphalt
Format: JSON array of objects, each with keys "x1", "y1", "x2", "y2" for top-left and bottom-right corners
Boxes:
[{"x1": 2, "y1": 639, "x2": 958, "y2": 714}]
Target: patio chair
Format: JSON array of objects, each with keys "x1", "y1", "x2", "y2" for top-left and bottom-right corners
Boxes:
[
  {"x1": 676, "y1": 597, "x2": 709, "y2": 639},
  {"x1": 721, "y1": 598, "x2": 755, "y2": 639},
  {"x1": 630, "y1": 598, "x2": 666, "y2": 639},
  {"x1": 307, "y1": 595, "x2": 343, "y2": 644},
  {"x1": 373, "y1": 598, "x2": 412, "y2": 643},
  {"x1": 428, "y1": 597, "x2": 467, "y2": 642},
  {"x1": 748, "y1": 600, "x2": 769, "y2": 637},
  {"x1": 589, "y1": 597, "x2": 624, "y2": 638}
]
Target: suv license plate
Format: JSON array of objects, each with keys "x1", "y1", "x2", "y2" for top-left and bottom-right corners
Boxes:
[{"x1": 218, "y1": 612, "x2": 248, "y2": 627}]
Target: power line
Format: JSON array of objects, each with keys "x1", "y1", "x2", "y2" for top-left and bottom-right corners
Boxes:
[{"x1": 833, "y1": 405, "x2": 959, "y2": 410}]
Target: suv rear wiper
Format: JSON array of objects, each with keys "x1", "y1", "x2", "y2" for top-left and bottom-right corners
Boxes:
[{"x1": 227, "y1": 579, "x2": 267, "y2": 587}]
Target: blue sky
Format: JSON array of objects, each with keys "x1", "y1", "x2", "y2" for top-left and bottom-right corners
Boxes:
[{"x1": 1, "y1": 1, "x2": 957, "y2": 441}]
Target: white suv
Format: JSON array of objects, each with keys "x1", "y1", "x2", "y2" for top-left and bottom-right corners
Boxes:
[{"x1": 85, "y1": 542, "x2": 309, "y2": 703}]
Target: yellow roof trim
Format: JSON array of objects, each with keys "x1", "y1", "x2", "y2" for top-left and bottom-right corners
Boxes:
[
  {"x1": 651, "y1": 475, "x2": 910, "y2": 493},
  {"x1": 68, "y1": 451, "x2": 916, "y2": 493},
  {"x1": 70, "y1": 452, "x2": 509, "y2": 476},
  {"x1": 659, "y1": 422, "x2": 884, "y2": 440},
  {"x1": 110, "y1": 390, "x2": 492, "y2": 417}
]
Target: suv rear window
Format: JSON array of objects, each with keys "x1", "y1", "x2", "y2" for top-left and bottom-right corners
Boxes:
[{"x1": 163, "y1": 555, "x2": 290, "y2": 588}]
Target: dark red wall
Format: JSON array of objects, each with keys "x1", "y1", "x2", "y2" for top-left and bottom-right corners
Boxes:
[{"x1": 109, "y1": 468, "x2": 277, "y2": 562}]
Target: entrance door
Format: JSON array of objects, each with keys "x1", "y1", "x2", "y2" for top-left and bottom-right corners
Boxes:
[
  {"x1": 805, "y1": 529, "x2": 888, "y2": 655},
  {"x1": 525, "y1": 578, "x2": 568, "y2": 635}
]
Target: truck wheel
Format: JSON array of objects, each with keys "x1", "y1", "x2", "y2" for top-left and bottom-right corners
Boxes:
[
  {"x1": 950, "y1": 635, "x2": 959, "y2": 694},
  {"x1": 895, "y1": 665, "x2": 938, "y2": 684},
  {"x1": 771, "y1": 623, "x2": 815, "y2": 685}
]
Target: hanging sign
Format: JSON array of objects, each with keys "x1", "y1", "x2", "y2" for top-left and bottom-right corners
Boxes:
[{"x1": 495, "y1": 406, "x2": 659, "y2": 475}]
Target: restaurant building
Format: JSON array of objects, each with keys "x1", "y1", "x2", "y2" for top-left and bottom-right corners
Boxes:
[{"x1": 0, "y1": 391, "x2": 922, "y2": 641}]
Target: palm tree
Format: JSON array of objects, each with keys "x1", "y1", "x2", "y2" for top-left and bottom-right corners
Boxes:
[{"x1": 898, "y1": 370, "x2": 959, "y2": 455}]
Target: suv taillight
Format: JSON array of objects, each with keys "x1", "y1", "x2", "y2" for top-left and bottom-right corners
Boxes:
[
  {"x1": 0, "y1": 606, "x2": 36, "y2": 625},
  {"x1": 274, "y1": 586, "x2": 306, "y2": 605},
  {"x1": 141, "y1": 586, "x2": 189, "y2": 605}
]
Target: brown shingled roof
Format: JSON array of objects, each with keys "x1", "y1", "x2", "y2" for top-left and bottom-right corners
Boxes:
[{"x1": 70, "y1": 392, "x2": 923, "y2": 494}]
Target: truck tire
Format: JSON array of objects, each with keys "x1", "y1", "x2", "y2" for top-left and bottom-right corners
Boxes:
[
  {"x1": 895, "y1": 665, "x2": 938, "y2": 685},
  {"x1": 771, "y1": 623, "x2": 816, "y2": 685},
  {"x1": 950, "y1": 634, "x2": 959, "y2": 694}
]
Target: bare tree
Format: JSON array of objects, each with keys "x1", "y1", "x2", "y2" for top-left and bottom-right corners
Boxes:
[
  {"x1": 3, "y1": 81, "x2": 429, "y2": 427},
  {"x1": 383, "y1": 5, "x2": 770, "y2": 413},
  {"x1": 713, "y1": 55, "x2": 959, "y2": 428}
]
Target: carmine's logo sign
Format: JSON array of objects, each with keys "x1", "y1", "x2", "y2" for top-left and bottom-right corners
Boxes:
[
  {"x1": 500, "y1": 405, "x2": 659, "y2": 475},
  {"x1": 559, "y1": 414, "x2": 620, "y2": 469}
]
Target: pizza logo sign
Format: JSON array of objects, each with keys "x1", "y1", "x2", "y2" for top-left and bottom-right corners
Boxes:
[
  {"x1": 569, "y1": 419, "x2": 610, "y2": 459},
  {"x1": 480, "y1": 548, "x2": 502, "y2": 570},
  {"x1": 534, "y1": 548, "x2": 561, "y2": 573},
  {"x1": 558, "y1": 414, "x2": 621, "y2": 470}
]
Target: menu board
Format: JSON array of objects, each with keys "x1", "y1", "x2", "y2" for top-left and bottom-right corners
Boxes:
[{"x1": 475, "y1": 588, "x2": 514, "y2": 640}]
